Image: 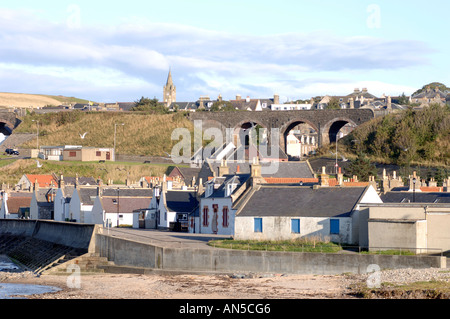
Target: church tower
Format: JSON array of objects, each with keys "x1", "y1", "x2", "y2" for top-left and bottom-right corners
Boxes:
[{"x1": 163, "y1": 69, "x2": 176, "y2": 107}]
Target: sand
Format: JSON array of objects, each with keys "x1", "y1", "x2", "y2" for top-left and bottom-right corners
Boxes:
[{"x1": 0, "y1": 271, "x2": 355, "y2": 299}]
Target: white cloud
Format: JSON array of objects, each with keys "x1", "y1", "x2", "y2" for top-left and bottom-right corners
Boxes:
[{"x1": 0, "y1": 8, "x2": 434, "y2": 101}]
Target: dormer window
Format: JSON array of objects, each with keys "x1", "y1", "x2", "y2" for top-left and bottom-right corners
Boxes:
[
  {"x1": 225, "y1": 183, "x2": 237, "y2": 197},
  {"x1": 205, "y1": 181, "x2": 214, "y2": 197}
]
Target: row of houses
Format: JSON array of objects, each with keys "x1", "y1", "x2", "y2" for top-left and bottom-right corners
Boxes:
[
  {"x1": 1, "y1": 160, "x2": 449, "y2": 253},
  {"x1": 158, "y1": 160, "x2": 450, "y2": 254},
  {"x1": 1, "y1": 174, "x2": 156, "y2": 228}
]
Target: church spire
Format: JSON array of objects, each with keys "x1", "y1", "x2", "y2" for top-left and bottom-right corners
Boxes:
[
  {"x1": 163, "y1": 68, "x2": 176, "y2": 107},
  {"x1": 166, "y1": 68, "x2": 173, "y2": 86}
]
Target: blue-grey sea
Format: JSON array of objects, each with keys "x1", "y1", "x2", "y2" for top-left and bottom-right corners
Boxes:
[{"x1": 0, "y1": 257, "x2": 61, "y2": 299}]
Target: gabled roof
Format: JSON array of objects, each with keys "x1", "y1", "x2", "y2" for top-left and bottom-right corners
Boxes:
[
  {"x1": 73, "y1": 187, "x2": 99, "y2": 205},
  {"x1": 206, "y1": 173, "x2": 251, "y2": 198},
  {"x1": 5, "y1": 192, "x2": 32, "y2": 214},
  {"x1": 25, "y1": 174, "x2": 58, "y2": 188},
  {"x1": 168, "y1": 166, "x2": 201, "y2": 185},
  {"x1": 101, "y1": 197, "x2": 151, "y2": 214},
  {"x1": 58, "y1": 176, "x2": 98, "y2": 186},
  {"x1": 101, "y1": 188, "x2": 153, "y2": 198},
  {"x1": 165, "y1": 190, "x2": 199, "y2": 213},
  {"x1": 237, "y1": 185, "x2": 369, "y2": 218},
  {"x1": 198, "y1": 160, "x2": 314, "y2": 183},
  {"x1": 34, "y1": 188, "x2": 57, "y2": 207}
]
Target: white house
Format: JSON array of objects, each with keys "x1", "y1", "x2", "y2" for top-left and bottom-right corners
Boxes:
[
  {"x1": 0, "y1": 191, "x2": 32, "y2": 219},
  {"x1": 158, "y1": 185, "x2": 199, "y2": 231},
  {"x1": 234, "y1": 184, "x2": 382, "y2": 244},
  {"x1": 90, "y1": 187, "x2": 152, "y2": 227},
  {"x1": 67, "y1": 187, "x2": 98, "y2": 223},
  {"x1": 53, "y1": 186, "x2": 73, "y2": 222},
  {"x1": 192, "y1": 159, "x2": 262, "y2": 235}
]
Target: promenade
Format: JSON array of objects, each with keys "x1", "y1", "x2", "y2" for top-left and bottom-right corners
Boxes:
[{"x1": 100, "y1": 227, "x2": 231, "y2": 249}]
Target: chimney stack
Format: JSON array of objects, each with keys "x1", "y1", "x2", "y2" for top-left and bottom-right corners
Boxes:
[
  {"x1": 218, "y1": 159, "x2": 229, "y2": 177},
  {"x1": 318, "y1": 166, "x2": 329, "y2": 187},
  {"x1": 444, "y1": 177, "x2": 450, "y2": 192},
  {"x1": 274, "y1": 94, "x2": 279, "y2": 104},
  {"x1": 337, "y1": 167, "x2": 344, "y2": 186},
  {"x1": 349, "y1": 97, "x2": 354, "y2": 109},
  {"x1": 59, "y1": 174, "x2": 65, "y2": 189}
]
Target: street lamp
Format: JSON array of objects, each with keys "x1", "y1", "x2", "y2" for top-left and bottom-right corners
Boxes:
[
  {"x1": 114, "y1": 123, "x2": 125, "y2": 161},
  {"x1": 335, "y1": 131, "x2": 343, "y2": 175},
  {"x1": 31, "y1": 120, "x2": 39, "y2": 150}
]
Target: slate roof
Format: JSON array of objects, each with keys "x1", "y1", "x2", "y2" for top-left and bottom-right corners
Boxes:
[
  {"x1": 380, "y1": 192, "x2": 450, "y2": 204},
  {"x1": 101, "y1": 188, "x2": 153, "y2": 198},
  {"x1": 236, "y1": 185, "x2": 368, "y2": 218},
  {"x1": 206, "y1": 173, "x2": 251, "y2": 198},
  {"x1": 101, "y1": 197, "x2": 151, "y2": 214},
  {"x1": 34, "y1": 188, "x2": 57, "y2": 207},
  {"x1": 73, "y1": 187, "x2": 99, "y2": 205},
  {"x1": 168, "y1": 166, "x2": 201, "y2": 185},
  {"x1": 58, "y1": 176, "x2": 98, "y2": 186},
  {"x1": 165, "y1": 190, "x2": 199, "y2": 213},
  {"x1": 198, "y1": 160, "x2": 314, "y2": 183},
  {"x1": 5, "y1": 192, "x2": 32, "y2": 214}
]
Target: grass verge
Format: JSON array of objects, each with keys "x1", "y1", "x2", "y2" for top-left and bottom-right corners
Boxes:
[{"x1": 208, "y1": 239, "x2": 343, "y2": 253}]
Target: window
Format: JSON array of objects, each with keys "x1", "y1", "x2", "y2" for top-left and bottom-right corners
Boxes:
[
  {"x1": 330, "y1": 219, "x2": 340, "y2": 234},
  {"x1": 254, "y1": 218, "x2": 263, "y2": 232},
  {"x1": 69, "y1": 151, "x2": 76, "y2": 157},
  {"x1": 96, "y1": 151, "x2": 101, "y2": 157},
  {"x1": 222, "y1": 206, "x2": 229, "y2": 227},
  {"x1": 291, "y1": 219, "x2": 300, "y2": 233},
  {"x1": 202, "y1": 206, "x2": 209, "y2": 227}
]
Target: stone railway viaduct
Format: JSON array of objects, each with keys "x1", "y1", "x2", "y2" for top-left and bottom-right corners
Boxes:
[
  {"x1": 188, "y1": 108, "x2": 376, "y2": 151},
  {"x1": 0, "y1": 111, "x2": 21, "y2": 135}
]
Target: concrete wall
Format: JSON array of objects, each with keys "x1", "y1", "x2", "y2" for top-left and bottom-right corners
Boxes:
[
  {"x1": 361, "y1": 204, "x2": 450, "y2": 254},
  {"x1": 95, "y1": 234, "x2": 445, "y2": 275},
  {"x1": 0, "y1": 219, "x2": 98, "y2": 252},
  {"x1": 0, "y1": 219, "x2": 36, "y2": 237}
]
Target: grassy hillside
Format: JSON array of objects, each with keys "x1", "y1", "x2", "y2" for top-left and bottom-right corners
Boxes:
[
  {"x1": 15, "y1": 111, "x2": 194, "y2": 156},
  {"x1": 337, "y1": 104, "x2": 450, "y2": 167},
  {"x1": 0, "y1": 92, "x2": 62, "y2": 108},
  {"x1": 0, "y1": 158, "x2": 180, "y2": 187},
  {"x1": 0, "y1": 92, "x2": 92, "y2": 108}
]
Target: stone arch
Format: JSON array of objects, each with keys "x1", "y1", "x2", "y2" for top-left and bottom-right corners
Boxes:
[
  {"x1": 232, "y1": 120, "x2": 268, "y2": 148},
  {"x1": 321, "y1": 117, "x2": 358, "y2": 145},
  {"x1": 280, "y1": 119, "x2": 319, "y2": 156}
]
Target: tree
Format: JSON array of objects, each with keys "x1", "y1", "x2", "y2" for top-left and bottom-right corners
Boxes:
[
  {"x1": 397, "y1": 92, "x2": 410, "y2": 105},
  {"x1": 131, "y1": 97, "x2": 168, "y2": 114},
  {"x1": 345, "y1": 153, "x2": 377, "y2": 182},
  {"x1": 327, "y1": 97, "x2": 340, "y2": 109},
  {"x1": 210, "y1": 100, "x2": 236, "y2": 112}
]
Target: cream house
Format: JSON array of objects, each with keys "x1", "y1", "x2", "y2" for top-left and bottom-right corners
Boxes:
[{"x1": 234, "y1": 184, "x2": 382, "y2": 244}]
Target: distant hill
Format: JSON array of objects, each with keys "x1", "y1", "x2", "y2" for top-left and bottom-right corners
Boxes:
[{"x1": 0, "y1": 92, "x2": 91, "y2": 108}]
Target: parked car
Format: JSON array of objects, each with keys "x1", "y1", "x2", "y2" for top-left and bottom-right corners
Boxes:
[{"x1": 5, "y1": 148, "x2": 19, "y2": 155}]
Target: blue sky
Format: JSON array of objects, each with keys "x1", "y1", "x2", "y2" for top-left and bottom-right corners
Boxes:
[{"x1": 0, "y1": 0, "x2": 448, "y2": 103}]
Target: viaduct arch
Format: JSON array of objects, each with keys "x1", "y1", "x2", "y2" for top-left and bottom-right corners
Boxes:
[
  {"x1": 188, "y1": 109, "x2": 375, "y2": 154},
  {"x1": 0, "y1": 111, "x2": 21, "y2": 135}
]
